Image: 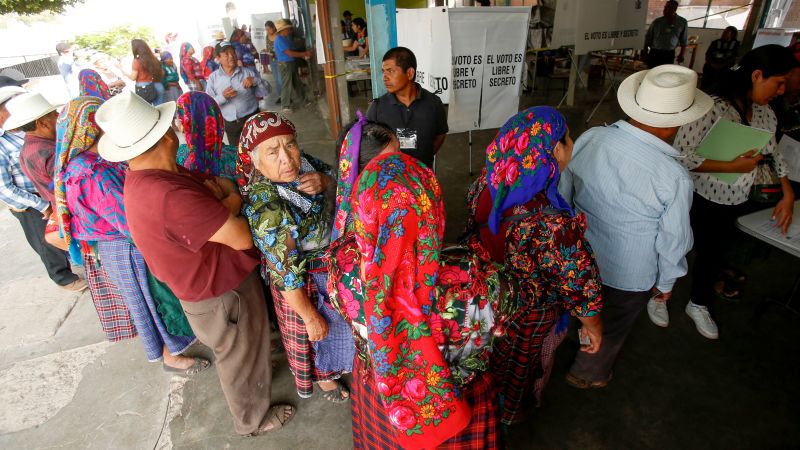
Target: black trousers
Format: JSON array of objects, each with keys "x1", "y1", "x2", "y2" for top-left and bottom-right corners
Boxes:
[
  {"x1": 224, "y1": 109, "x2": 259, "y2": 147},
  {"x1": 647, "y1": 48, "x2": 676, "y2": 68},
  {"x1": 689, "y1": 193, "x2": 760, "y2": 306},
  {"x1": 11, "y1": 208, "x2": 78, "y2": 286},
  {"x1": 569, "y1": 285, "x2": 651, "y2": 383}
]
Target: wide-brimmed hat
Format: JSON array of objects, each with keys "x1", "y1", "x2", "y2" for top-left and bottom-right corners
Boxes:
[
  {"x1": 617, "y1": 64, "x2": 713, "y2": 128},
  {"x1": 0, "y1": 74, "x2": 28, "y2": 88},
  {"x1": 0, "y1": 86, "x2": 26, "y2": 105},
  {"x1": 275, "y1": 19, "x2": 293, "y2": 34},
  {"x1": 4, "y1": 92, "x2": 59, "y2": 130},
  {"x1": 95, "y1": 91, "x2": 176, "y2": 162},
  {"x1": 212, "y1": 30, "x2": 225, "y2": 41},
  {"x1": 0, "y1": 68, "x2": 27, "y2": 82}
]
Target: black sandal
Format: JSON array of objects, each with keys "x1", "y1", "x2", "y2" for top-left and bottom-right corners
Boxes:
[
  {"x1": 713, "y1": 279, "x2": 741, "y2": 301},
  {"x1": 321, "y1": 381, "x2": 350, "y2": 403}
]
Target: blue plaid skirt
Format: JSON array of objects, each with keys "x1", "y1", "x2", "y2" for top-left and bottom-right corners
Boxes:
[{"x1": 97, "y1": 239, "x2": 196, "y2": 361}]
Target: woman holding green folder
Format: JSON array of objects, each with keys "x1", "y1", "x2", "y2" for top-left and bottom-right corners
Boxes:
[{"x1": 672, "y1": 45, "x2": 796, "y2": 339}]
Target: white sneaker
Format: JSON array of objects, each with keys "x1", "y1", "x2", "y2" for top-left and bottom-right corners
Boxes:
[
  {"x1": 647, "y1": 297, "x2": 669, "y2": 327},
  {"x1": 685, "y1": 300, "x2": 719, "y2": 340}
]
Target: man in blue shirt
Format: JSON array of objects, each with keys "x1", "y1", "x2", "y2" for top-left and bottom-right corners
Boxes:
[
  {"x1": 559, "y1": 65, "x2": 713, "y2": 388},
  {"x1": 274, "y1": 19, "x2": 312, "y2": 114},
  {"x1": 0, "y1": 83, "x2": 84, "y2": 291},
  {"x1": 206, "y1": 41, "x2": 268, "y2": 146}
]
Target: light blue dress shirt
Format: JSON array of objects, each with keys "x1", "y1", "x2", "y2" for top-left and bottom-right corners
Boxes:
[
  {"x1": 559, "y1": 120, "x2": 694, "y2": 293},
  {"x1": 205, "y1": 66, "x2": 268, "y2": 122}
]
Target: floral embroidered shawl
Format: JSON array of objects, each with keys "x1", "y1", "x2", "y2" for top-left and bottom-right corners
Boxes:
[
  {"x1": 175, "y1": 91, "x2": 236, "y2": 179},
  {"x1": 352, "y1": 152, "x2": 471, "y2": 448}
]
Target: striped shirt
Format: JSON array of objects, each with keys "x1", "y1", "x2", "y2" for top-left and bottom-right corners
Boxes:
[
  {"x1": 560, "y1": 120, "x2": 694, "y2": 293},
  {"x1": 0, "y1": 128, "x2": 48, "y2": 212}
]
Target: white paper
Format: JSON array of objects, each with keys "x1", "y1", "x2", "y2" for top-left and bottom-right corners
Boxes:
[
  {"x1": 752, "y1": 220, "x2": 800, "y2": 247},
  {"x1": 778, "y1": 134, "x2": 800, "y2": 182}
]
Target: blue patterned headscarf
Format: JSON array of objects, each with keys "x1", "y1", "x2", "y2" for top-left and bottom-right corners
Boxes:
[{"x1": 485, "y1": 106, "x2": 574, "y2": 234}]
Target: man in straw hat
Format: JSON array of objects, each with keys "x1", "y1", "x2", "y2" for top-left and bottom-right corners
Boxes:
[
  {"x1": 273, "y1": 18, "x2": 312, "y2": 113},
  {"x1": 0, "y1": 85, "x2": 85, "y2": 291},
  {"x1": 559, "y1": 64, "x2": 713, "y2": 388},
  {"x1": 95, "y1": 91, "x2": 295, "y2": 436}
]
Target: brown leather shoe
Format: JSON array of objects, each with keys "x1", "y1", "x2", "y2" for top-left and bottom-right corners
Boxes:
[{"x1": 60, "y1": 279, "x2": 88, "y2": 292}]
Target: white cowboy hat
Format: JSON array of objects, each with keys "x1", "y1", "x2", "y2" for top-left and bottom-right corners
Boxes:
[
  {"x1": 95, "y1": 91, "x2": 176, "y2": 162},
  {"x1": 617, "y1": 64, "x2": 713, "y2": 128},
  {"x1": 3, "y1": 92, "x2": 59, "y2": 130},
  {"x1": 275, "y1": 19, "x2": 293, "y2": 34},
  {"x1": 0, "y1": 86, "x2": 27, "y2": 106}
]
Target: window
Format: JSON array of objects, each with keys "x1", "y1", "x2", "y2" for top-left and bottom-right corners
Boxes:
[{"x1": 647, "y1": 0, "x2": 753, "y2": 29}]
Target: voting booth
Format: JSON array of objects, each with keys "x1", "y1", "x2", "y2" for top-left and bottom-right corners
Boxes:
[{"x1": 397, "y1": 7, "x2": 531, "y2": 133}]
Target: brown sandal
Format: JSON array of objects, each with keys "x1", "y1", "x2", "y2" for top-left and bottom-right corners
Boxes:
[
  {"x1": 243, "y1": 404, "x2": 296, "y2": 437},
  {"x1": 565, "y1": 372, "x2": 610, "y2": 389},
  {"x1": 162, "y1": 357, "x2": 211, "y2": 376}
]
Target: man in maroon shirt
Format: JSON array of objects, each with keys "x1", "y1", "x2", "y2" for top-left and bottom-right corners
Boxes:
[
  {"x1": 4, "y1": 92, "x2": 85, "y2": 291},
  {"x1": 95, "y1": 91, "x2": 294, "y2": 436}
]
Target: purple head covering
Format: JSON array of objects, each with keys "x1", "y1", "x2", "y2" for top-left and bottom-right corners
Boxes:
[
  {"x1": 485, "y1": 106, "x2": 574, "y2": 234},
  {"x1": 332, "y1": 110, "x2": 368, "y2": 240}
]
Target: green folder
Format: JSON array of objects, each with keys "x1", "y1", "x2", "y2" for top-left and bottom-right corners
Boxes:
[{"x1": 695, "y1": 119, "x2": 774, "y2": 184}]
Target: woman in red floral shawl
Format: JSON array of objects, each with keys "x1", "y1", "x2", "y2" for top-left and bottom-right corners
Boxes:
[
  {"x1": 352, "y1": 151, "x2": 471, "y2": 448},
  {"x1": 328, "y1": 116, "x2": 513, "y2": 448},
  {"x1": 462, "y1": 106, "x2": 604, "y2": 426}
]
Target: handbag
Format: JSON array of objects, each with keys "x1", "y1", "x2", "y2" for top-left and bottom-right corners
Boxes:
[
  {"x1": 750, "y1": 155, "x2": 783, "y2": 203},
  {"x1": 135, "y1": 82, "x2": 157, "y2": 103}
]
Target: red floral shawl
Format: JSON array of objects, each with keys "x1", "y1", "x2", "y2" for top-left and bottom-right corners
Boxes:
[{"x1": 352, "y1": 152, "x2": 470, "y2": 449}]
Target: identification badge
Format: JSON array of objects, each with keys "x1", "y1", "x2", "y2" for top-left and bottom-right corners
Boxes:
[{"x1": 397, "y1": 128, "x2": 418, "y2": 150}]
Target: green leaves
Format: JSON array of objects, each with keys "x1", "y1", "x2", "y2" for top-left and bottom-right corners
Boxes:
[
  {"x1": 73, "y1": 24, "x2": 157, "y2": 59},
  {"x1": 395, "y1": 319, "x2": 431, "y2": 340},
  {"x1": 0, "y1": 0, "x2": 84, "y2": 15}
]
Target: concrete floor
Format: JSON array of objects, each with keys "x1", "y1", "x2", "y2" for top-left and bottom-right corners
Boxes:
[{"x1": 0, "y1": 76, "x2": 798, "y2": 449}]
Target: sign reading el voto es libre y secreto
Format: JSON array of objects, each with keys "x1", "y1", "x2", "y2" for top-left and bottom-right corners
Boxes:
[{"x1": 448, "y1": 7, "x2": 531, "y2": 132}]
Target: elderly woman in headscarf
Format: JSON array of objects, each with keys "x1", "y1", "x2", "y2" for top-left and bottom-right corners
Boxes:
[
  {"x1": 78, "y1": 69, "x2": 110, "y2": 100},
  {"x1": 159, "y1": 51, "x2": 182, "y2": 102},
  {"x1": 237, "y1": 112, "x2": 354, "y2": 402},
  {"x1": 54, "y1": 96, "x2": 208, "y2": 374},
  {"x1": 174, "y1": 91, "x2": 237, "y2": 181},
  {"x1": 179, "y1": 43, "x2": 205, "y2": 92},
  {"x1": 461, "y1": 106, "x2": 604, "y2": 426},
  {"x1": 327, "y1": 115, "x2": 515, "y2": 449}
]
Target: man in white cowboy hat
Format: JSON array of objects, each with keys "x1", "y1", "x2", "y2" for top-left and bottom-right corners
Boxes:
[
  {"x1": 559, "y1": 64, "x2": 713, "y2": 388},
  {"x1": 206, "y1": 40, "x2": 268, "y2": 146},
  {"x1": 0, "y1": 85, "x2": 85, "y2": 291},
  {"x1": 5, "y1": 92, "x2": 61, "y2": 209},
  {"x1": 95, "y1": 91, "x2": 294, "y2": 436},
  {"x1": 273, "y1": 18, "x2": 312, "y2": 113}
]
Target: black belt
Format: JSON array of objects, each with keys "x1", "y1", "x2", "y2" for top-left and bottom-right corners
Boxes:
[{"x1": 227, "y1": 109, "x2": 258, "y2": 124}]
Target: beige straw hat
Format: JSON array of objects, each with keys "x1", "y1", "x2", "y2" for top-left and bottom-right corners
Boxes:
[
  {"x1": 95, "y1": 91, "x2": 176, "y2": 162},
  {"x1": 4, "y1": 92, "x2": 59, "y2": 130},
  {"x1": 617, "y1": 64, "x2": 713, "y2": 128}
]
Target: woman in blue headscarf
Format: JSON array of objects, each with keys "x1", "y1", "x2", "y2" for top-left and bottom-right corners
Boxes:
[{"x1": 461, "y1": 106, "x2": 604, "y2": 425}]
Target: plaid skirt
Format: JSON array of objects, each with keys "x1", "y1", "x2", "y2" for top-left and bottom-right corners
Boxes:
[
  {"x1": 269, "y1": 268, "x2": 354, "y2": 398},
  {"x1": 491, "y1": 303, "x2": 557, "y2": 425},
  {"x1": 351, "y1": 357, "x2": 498, "y2": 450},
  {"x1": 97, "y1": 239, "x2": 196, "y2": 361},
  {"x1": 83, "y1": 253, "x2": 137, "y2": 342}
]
